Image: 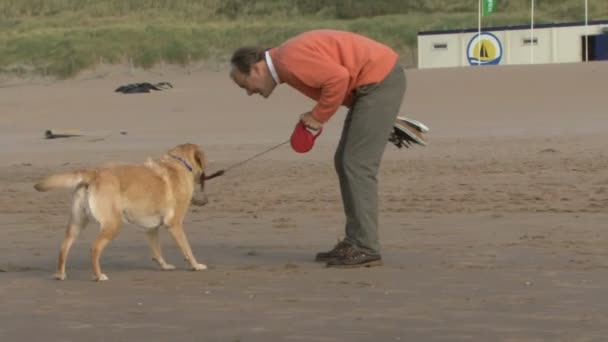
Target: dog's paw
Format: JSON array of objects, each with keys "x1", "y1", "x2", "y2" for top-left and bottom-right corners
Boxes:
[
  {"x1": 192, "y1": 263, "x2": 207, "y2": 271},
  {"x1": 160, "y1": 263, "x2": 176, "y2": 271},
  {"x1": 94, "y1": 273, "x2": 109, "y2": 282},
  {"x1": 53, "y1": 272, "x2": 66, "y2": 281}
]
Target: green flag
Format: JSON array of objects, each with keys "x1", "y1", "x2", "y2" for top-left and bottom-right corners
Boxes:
[{"x1": 483, "y1": 0, "x2": 496, "y2": 16}]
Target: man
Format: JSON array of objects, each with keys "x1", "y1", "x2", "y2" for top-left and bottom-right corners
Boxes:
[{"x1": 230, "y1": 29, "x2": 406, "y2": 268}]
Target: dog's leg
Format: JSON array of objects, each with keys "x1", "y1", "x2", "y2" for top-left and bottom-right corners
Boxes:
[
  {"x1": 55, "y1": 223, "x2": 83, "y2": 280},
  {"x1": 145, "y1": 228, "x2": 175, "y2": 270},
  {"x1": 55, "y1": 187, "x2": 88, "y2": 280},
  {"x1": 90, "y1": 222, "x2": 120, "y2": 281},
  {"x1": 167, "y1": 224, "x2": 206, "y2": 271}
]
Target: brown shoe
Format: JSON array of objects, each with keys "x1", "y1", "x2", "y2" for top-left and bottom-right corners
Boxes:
[
  {"x1": 314, "y1": 240, "x2": 352, "y2": 262},
  {"x1": 326, "y1": 249, "x2": 383, "y2": 268}
]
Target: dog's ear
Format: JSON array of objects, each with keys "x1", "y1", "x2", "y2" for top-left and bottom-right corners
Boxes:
[
  {"x1": 193, "y1": 146, "x2": 206, "y2": 172},
  {"x1": 192, "y1": 146, "x2": 207, "y2": 192}
]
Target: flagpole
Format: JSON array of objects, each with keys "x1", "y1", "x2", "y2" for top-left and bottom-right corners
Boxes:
[
  {"x1": 478, "y1": 0, "x2": 482, "y2": 66},
  {"x1": 585, "y1": 0, "x2": 589, "y2": 62},
  {"x1": 531, "y1": 0, "x2": 535, "y2": 64}
]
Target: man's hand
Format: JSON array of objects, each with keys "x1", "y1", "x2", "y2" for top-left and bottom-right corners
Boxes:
[{"x1": 299, "y1": 111, "x2": 323, "y2": 131}]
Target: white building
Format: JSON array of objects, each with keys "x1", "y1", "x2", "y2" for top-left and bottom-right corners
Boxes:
[{"x1": 417, "y1": 19, "x2": 608, "y2": 69}]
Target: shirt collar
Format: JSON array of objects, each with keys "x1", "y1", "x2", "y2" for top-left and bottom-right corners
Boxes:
[{"x1": 265, "y1": 50, "x2": 280, "y2": 84}]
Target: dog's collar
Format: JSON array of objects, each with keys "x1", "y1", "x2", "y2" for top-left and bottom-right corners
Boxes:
[{"x1": 169, "y1": 154, "x2": 193, "y2": 172}]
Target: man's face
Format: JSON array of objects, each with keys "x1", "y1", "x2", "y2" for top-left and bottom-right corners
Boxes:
[{"x1": 230, "y1": 62, "x2": 275, "y2": 98}]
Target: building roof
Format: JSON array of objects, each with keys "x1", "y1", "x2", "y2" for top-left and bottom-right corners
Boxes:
[{"x1": 418, "y1": 19, "x2": 608, "y2": 36}]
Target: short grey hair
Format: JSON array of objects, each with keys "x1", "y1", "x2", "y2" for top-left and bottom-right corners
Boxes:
[{"x1": 230, "y1": 46, "x2": 267, "y2": 74}]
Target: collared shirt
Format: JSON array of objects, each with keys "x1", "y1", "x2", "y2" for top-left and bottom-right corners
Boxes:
[
  {"x1": 268, "y1": 30, "x2": 398, "y2": 123},
  {"x1": 265, "y1": 50, "x2": 280, "y2": 85}
]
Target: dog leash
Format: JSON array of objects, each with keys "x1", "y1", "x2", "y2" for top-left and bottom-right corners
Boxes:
[{"x1": 202, "y1": 139, "x2": 290, "y2": 181}]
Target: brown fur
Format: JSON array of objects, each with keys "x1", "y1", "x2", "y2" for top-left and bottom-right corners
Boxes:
[{"x1": 34, "y1": 143, "x2": 209, "y2": 281}]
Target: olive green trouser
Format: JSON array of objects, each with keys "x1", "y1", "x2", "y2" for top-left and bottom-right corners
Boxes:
[{"x1": 334, "y1": 64, "x2": 406, "y2": 255}]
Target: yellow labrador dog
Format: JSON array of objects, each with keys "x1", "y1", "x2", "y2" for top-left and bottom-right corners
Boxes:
[{"x1": 34, "y1": 143, "x2": 209, "y2": 281}]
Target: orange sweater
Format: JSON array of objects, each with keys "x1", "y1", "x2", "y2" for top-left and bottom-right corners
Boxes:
[{"x1": 269, "y1": 30, "x2": 398, "y2": 123}]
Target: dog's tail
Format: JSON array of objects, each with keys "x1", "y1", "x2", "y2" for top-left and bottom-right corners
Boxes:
[{"x1": 34, "y1": 170, "x2": 97, "y2": 192}]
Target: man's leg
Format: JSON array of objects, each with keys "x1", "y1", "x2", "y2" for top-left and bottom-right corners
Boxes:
[{"x1": 333, "y1": 65, "x2": 406, "y2": 262}]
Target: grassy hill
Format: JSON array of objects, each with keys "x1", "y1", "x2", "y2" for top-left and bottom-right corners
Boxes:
[{"x1": 1, "y1": 0, "x2": 607, "y2": 78}]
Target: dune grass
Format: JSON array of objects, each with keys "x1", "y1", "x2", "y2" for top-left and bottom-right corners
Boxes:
[{"x1": 1, "y1": 0, "x2": 607, "y2": 78}]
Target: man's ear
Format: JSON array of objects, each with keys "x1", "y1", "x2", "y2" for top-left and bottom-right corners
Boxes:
[{"x1": 250, "y1": 61, "x2": 264, "y2": 76}]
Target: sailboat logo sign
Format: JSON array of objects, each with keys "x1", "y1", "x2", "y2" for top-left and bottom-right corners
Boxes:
[{"x1": 467, "y1": 32, "x2": 503, "y2": 66}]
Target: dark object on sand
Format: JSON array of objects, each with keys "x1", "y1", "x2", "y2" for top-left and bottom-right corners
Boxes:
[
  {"x1": 45, "y1": 130, "x2": 82, "y2": 139},
  {"x1": 389, "y1": 116, "x2": 429, "y2": 149},
  {"x1": 115, "y1": 82, "x2": 173, "y2": 94}
]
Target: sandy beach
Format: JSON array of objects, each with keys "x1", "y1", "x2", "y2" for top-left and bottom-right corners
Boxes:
[{"x1": 1, "y1": 61, "x2": 607, "y2": 341}]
